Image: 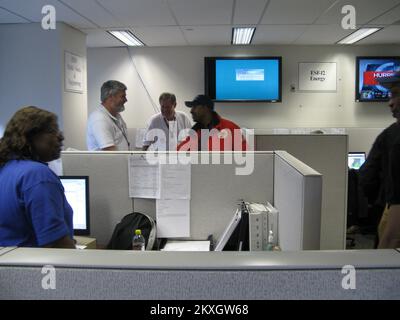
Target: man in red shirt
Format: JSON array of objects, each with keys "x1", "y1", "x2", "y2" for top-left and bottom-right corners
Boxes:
[{"x1": 177, "y1": 95, "x2": 247, "y2": 151}]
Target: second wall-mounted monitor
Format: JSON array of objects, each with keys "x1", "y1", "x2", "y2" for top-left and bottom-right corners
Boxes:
[
  {"x1": 205, "y1": 56, "x2": 282, "y2": 102},
  {"x1": 356, "y1": 56, "x2": 400, "y2": 102}
]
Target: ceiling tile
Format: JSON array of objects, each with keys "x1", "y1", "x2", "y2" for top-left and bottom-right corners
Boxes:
[
  {"x1": 356, "y1": 25, "x2": 400, "y2": 44},
  {"x1": 261, "y1": 0, "x2": 337, "y2": 24},
  {"x1": 233, "y1": 0, "x2": 268, "y2": 25},
  {"x1": 367, "y1": 3, "x2": 400, "y2": 25},
  {"x1": 1, "y1": 0, "x2": 399, "y2": 47},
  {"x1": 182, "y1": 25, "x2": 231, "y2": 45},
  {"x1": 131, "y1": 26, "x2": 187, "y2": 46},
  {"x1": 97, "y1": 0, "x2": 176, "y2": 26},
  {"x1": 0, "y1": 0, "x2": 97, "y2": 28},
  {"x1": 168, "y1": 0, "x2": 234, "y2": 25},
  {"x1": 83, "y1": 29, "x2": 124, "y2": 47},
  {"x1": 59, "y1": 0, "x2": 120, "y2": 28},
  {"x1": 253, "y1": 25, "x2": 308, "y2": 44},
  {"x1": 294, "y1": 24, "x2": 353, "y2": 44},
  {"x1": 316, "y1": 0, "x2": 400, "y2": 25},
  {"x1": 0, "y1": 7, "x2": 29, "y2": 23}
]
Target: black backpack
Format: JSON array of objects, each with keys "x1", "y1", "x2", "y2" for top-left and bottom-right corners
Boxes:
[{"x1": 107, "y1": 212, "x2": 156, "y2": 250}]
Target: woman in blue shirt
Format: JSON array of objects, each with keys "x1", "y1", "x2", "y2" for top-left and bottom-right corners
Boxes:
[{"x1": 0, "y1": 106, "x2": 75, "y2": 248}]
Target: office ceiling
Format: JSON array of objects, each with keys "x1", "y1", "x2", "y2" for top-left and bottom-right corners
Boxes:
[{"x1": 0, "y1": 0, "x2": 399, "y2": 47}]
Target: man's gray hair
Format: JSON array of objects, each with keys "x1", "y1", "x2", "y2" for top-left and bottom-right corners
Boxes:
[
  {"x1": 101, "y1": 80, "x2": 127, "y2": 102},
  {"x1": 159, "y1": 92, "x2": 176, "y2": 104}
]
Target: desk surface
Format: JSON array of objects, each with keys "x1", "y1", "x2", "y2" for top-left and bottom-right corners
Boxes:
[
  {"x1": 0, "y1": 248, "x2": 399, "y2": 270},
  {"x1": 0, "y1": 247, "x2": 17, "y2": 257}
]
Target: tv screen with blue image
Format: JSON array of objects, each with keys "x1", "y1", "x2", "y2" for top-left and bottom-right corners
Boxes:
[
  {"x1": 356, "y1": 56, "x2": 400, "y2": 102},
  {"x1": 205, "y1": 57, "x2": 282, "y2": 102}
]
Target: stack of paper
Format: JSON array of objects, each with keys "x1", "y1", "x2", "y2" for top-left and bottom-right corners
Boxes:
[{"x1": 160, "y1": 240, "x2": 210, "y2": 251}]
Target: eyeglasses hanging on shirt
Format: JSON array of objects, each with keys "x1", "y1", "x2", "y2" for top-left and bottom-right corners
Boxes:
[
  {"x1": 163, "y1": 117, "x2": 179, "y2": 151},
  {"x1": 111, "y1": 117, "x2": 130, "y2": 149}
]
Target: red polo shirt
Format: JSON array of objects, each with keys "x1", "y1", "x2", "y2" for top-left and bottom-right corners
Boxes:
[{"x1": 177, "y1": 112, "x2": 248, "y2": 151}]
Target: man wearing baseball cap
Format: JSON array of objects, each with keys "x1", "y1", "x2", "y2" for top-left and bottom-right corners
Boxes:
[
  {"x1": 177, "y1": 95, "x2": 247, "y2": 151},
  {"x1": 374, "y1": 71, "x2": 400, "y2": 248}
]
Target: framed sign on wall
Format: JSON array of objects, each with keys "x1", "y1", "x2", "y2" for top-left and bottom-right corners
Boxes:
[
  {"x1": 65, "y1": 51, "x2": 84, "y2": 93},
  {"x1": 298, "y1": 62, "x2": 337, "y2": 92}
]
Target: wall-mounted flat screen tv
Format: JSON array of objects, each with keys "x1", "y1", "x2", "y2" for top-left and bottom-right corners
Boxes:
[
  {"x1": 356, "y1": 56, "x2": 400, "y2": 102},
  {"x1": 205, "y1": 56, "x2": 282, "y2": 102}
]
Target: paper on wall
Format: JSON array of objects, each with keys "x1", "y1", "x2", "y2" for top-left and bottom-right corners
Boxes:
[
  {"x1": 156, "y1": 199, "x2": 190, "y2": 238},
  {"x1": 128, "y1": 155, "x2": 160, "y2": 198},
  {"x1": 160, "y1": 164, "x2": 191, "y2": 199}
]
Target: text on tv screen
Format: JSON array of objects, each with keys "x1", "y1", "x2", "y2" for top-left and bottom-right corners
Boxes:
[
  {"x1": 356, "y1": 57, "x2": 400, "y2": 102},
  {"x1": 205, "y1": 57, "x2": 282, "y2": 102}
]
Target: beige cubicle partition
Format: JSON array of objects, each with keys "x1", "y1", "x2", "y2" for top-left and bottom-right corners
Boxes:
[
  {"x1": 62, "y1": 151, "x2": 322, "y2": 250},
  {"x1": 62, "y1": 152, "x2": 274, "y2": 246},
  {"x1": 274, "y1": 151, "x2": 322, "y2": 250},
  {"x1": 256, "y1": 134, "x2": 348, "y2": 250},
  {"x1": 1, "y1": 248, "x2": 399, "y2": 299}
]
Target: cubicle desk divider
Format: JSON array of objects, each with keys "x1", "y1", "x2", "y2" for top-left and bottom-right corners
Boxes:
[
  {"x1": 274, "y1": 151, "x2": 322, "y2": 250},
  {"x1": 62, "y1": 151, "x2": 321, "y2": 250},
  {"x1": 3, "y1": 152, "x2": 399, "y2": 299},
  {"x1": 0, "y1": 248, "x2": 399, "y2": 299},
  {"x1": 256, "y1": 134, "x2": 348, "y2": 250}
]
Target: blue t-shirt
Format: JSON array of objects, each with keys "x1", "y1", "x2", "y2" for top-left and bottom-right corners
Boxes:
[{"x1": 0, "y1": 160, "x2": 73, "y2": 247}]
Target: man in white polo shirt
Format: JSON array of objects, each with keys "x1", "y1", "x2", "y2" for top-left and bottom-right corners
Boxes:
[
  {"x1": 87, "y1": 80, "x2": 130, "y2": 151},
  {"x1": 142, "y1": 92, "x2": 191, "y2": 151}
]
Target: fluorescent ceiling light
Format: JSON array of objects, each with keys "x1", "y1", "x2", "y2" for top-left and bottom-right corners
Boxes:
[
  {"x1": 108, "y1": 30, "x2": 144, "y2": 46},
  {"x1": 337, "y1": 27, "x2": 381, "y2": 44},
  {"x1": 232, "y1": 27, "x2": 256, "y2": 45}
]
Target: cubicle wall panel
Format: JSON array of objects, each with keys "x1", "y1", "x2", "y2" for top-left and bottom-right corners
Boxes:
[
  {"x1": 256, "y1": 135, "x2": 347, "y2": 250},
  {"x1": 62, "y1": 153, "x2": 134, "y2": 245},
  {"x1": 133, "y1": 153, "x2": 274, "y2": 241},
  {"x1": 302, "y1": 177, "x2": 322, "y2": 250},
  {"x1": 274, "y1": 156, "x2": 303, "y2": 250},
  {"x1": 1, "y1": 266, "x2": 399, "y2": 299},
  {"x1": 346, "y1": 127, "x2": 383, "y2": 154},
  {"x1": 190, "y1": 153, "x2": 274, "y2": 240},
  {"x1": 63, "y1": 152, "x2": 274, "y2": 245},
  {"x1": 274, "y1": 152, "x2": 322, "y2": 250}
]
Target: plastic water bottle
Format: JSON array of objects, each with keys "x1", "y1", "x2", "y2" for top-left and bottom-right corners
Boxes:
[
  {"x1": 132, "y1": 229, "x2": 145, "y2": 251},
  {"x1": 266, "y1": 230, "x2": 275, "y2": 251}
]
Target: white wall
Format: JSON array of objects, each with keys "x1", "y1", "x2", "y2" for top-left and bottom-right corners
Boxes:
[
  {"x1": 0, "y1": 23, "x2": 87, "y2": 150},
  {"x1": 0, "y1": 23, "x2": 62, "y2": 135},
  {"x1": 88, "y1": 44, "x2": 400, "y2": 132},
  {"x1": 60, "y1": 24, "x2": 87, "y2": 150}
]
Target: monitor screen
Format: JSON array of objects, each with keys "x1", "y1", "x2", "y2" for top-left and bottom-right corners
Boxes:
[
  {"x1": 205, "y1": 56, "x2": 282, "y2": 102},
  {"x1": 356, "y1": 56, "x2": 400, "y2": 102},
  {"x1": 59, "y1": 176, "x2": 90, "y2": 236},
  {"x1": 348, "y1": 152, "x2": 366, "y2": 170}
]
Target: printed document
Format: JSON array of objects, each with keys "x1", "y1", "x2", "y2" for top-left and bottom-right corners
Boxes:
[
  {"x1": 156, "y1": 199, "x2": 190, "y2": 237},
  {"x1": 160, "y1": 164, "x2": 191, "y2": 199},
  {"x1": 128, "y1": 155, "x2": 160, "y2": 198}
]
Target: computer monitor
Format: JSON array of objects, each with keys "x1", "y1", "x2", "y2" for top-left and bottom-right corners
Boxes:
[
  {"x1": 214, "y1": 208, "x2": 242, "y2": 251},
  {"x1": 59, "y1": 176, "x2": 90, "y2": 236},
  {"x1": 348, "y1": 152, "x2": 366, "y2": 170}
]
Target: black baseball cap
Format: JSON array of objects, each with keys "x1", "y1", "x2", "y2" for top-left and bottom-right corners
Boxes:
[
  {"x1": 185, "y1": 95, "x2": 214, "y2": 110},
  {"x1": 377, "y1": 71, "x2": 400, "y2": 89}
]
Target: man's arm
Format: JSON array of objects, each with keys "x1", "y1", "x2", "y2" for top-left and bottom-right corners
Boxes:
[
  {"x1": 90, "y1": 119, "x2": 118, "y2": 151},
  {"x1": 379, "y1": 142, "x2": 400, "y2": 248},
  {"x1": 358, "y1": 133, "x2": 384, "y2": 202},
  {"x1": 378, "y1": 204, "x2": 400, "y2": 248}
]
